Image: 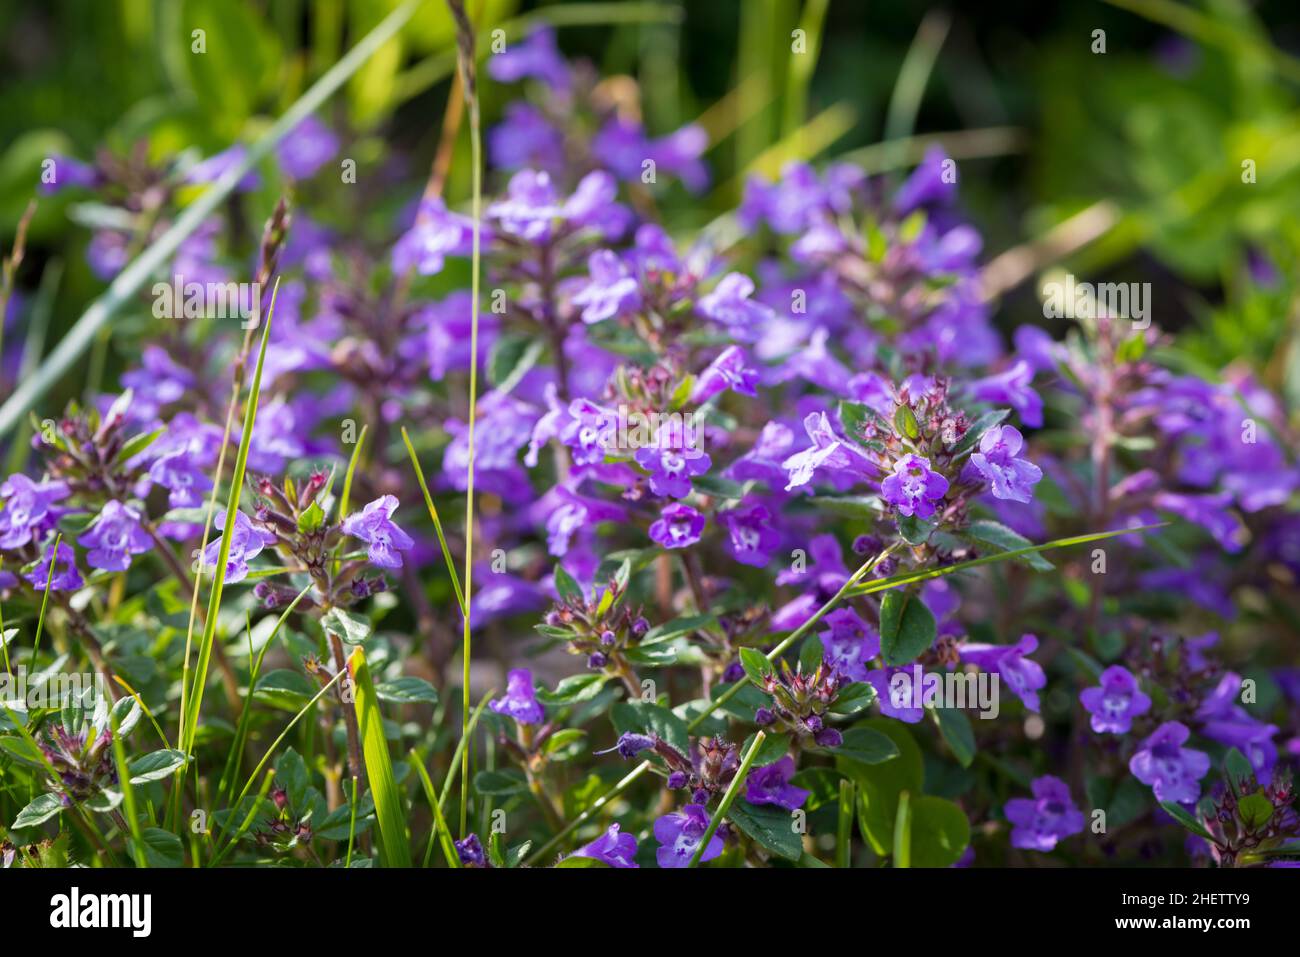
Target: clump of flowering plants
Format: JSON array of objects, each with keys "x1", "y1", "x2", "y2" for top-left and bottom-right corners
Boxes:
[{"x1": 0, "y1": 1, "x2": 1297, "y2": 875}]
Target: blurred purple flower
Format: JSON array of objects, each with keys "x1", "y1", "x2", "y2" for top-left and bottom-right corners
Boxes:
[
  {"x1": 79, "y1": 500, "x2": 152, "y2": 572},
  {"x1": 1004, "y1": 775, "x2": 1085, "y2": 851},
  {"x1": 1079, "y1": 665, "x2": 1151, "y2": 734},
  {"x1": 1129, "y1": 721, "x2": 1210, "y2": 804},
  {"x1": 490, "y1": 668, "x2": 545, "y2": 725},
  {"x1": 654, "y1": 804, "x2": 722, "y2": 868},
  {"x1": 342, "y1": 495, "x2": 415, "y2": 569}
]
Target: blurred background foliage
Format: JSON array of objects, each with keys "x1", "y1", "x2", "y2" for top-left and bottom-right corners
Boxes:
[{"x1": 2, "y1": 0, "x2": 1300, "y2": 409}]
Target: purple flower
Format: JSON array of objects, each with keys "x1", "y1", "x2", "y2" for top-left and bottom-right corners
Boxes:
[
  {"x1": 744, "y1": 756, "x2": 809, "y2": 811},
  {"x1": 1153, "y1": 491, "x2": 1245, "y2": 553},
  {"x1": 968, "y1": 361, "x2": 1043, "y2": 428},
  {"x1": 147, "y1": 449, "x2": 214, "y2": 509},
  {"x1": 542, "y1": 486, "x2": 626, "y2": 556},
  {"x1": 25, "y1": 539, "x2": 83, "y2": 592},
  {"x1": 1129, "y1": 721, "x2": 1211, "y2": 804},
  {"x1": 881, "y1": 454, "x2": 950, "y2": 519},
  {"x1": 201, "y1": 509, "x2": 277, "y2": 583},
  {"x1": 121, "y1": 345, "x2": 196, "y2": 413},
  {"x1": 960, "y1": 633, "x2": 1046, "y2": 712},
  {"x1": 184, "y1": 144, "x2": 259, "y2": 191},
  {"x1": 275, "y1": 115, "x2": 339, "y2": 179},
  {"x1": 391, "y1": 198, "x2": 477, "y2": 276},
  {"x1": 718, "y1": 502, "x2": 779, "y2": 567},
  {"x1": 1196, "y1": 673, "x2": 1279, "y2": 779},
  {"x1": 964, "y1": 425, "x2": 1043, "y2": 504},
  {"x1": 78, "y1": 500, "x2": 152, "y2": 572},
  {"x1": 1004, "y1": 776, "x2": 1085, "y2": 851},
  {"x1": 39, "y1": 155, "x2": 100, "y2": 193},
  {"x1": 597, "y1": 732, "x2": 657, "y2": 759},
  {"x1": 649, "y1": 503, "x2": 706, "y2": 550},
  {"x1": 593, "y1": 119, "x2": 709, "y2": 192},
  {"x1": 0, "y1": 474, "x2": 69, "y2": 549},
  {"x1": 697, "y1": 273, "x2": 774, "y2": 340},
  {"x1": 573, "y1": 823, "x2": 638, "y2": 868},
  {"x1": 572, "y1": 250, "x2": 641, "y2": 324},
  {"x1": 488, "y1": 169, "x2": 627, "y2": 244},
  {"x1": 487, "y1": 26, "x2": 570, "y2": 91},
  {"x1": 489, "y1": 668, "x2": 545, "y2": 725},
  {"x1": 559, "y1": 398, "x2": 618, "y2": 466},
  {"x1": 489, "y1": 102, "x2": 565, "y2": 172},
  {"x1": 455, "y1": 834, "x2": 486, "y2": 867},
  {"x1": 866, "y1": 666, "x2": 925, "y2": 723},
  {"x1": 820, "y1": 608, "x2": 880, "y2": 683},
  {"x1": 782, "y1": 411, "x2": 869, "y2": 492},
  {"x1": 635, "y1": 441, "x2": 711, "y2": 499},
  {"x1": 342, "y1": 496, "x2": 415, "y2": 569},
  {"x1": 893, "y1": 147, "x2": 956, "y2": 214},
  {"x1": 1079, "y1": 665, "x2": 1152, "y2": 734},
  {"x1": 692, "y1": 346, "x2": 759, "y2": 402},
  {"x1": 654, "y1": 804, "x2": 723, "y2": 868}
]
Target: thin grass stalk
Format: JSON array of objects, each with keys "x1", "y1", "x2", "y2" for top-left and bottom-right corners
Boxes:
[
  {"x1": 688, "y1": 730, "x2": 766, "y2": 867},
  {"x1": 445, "y1": 0, "x2": 482, "y2": 841},
  {"x1": 0, "y1": 0, "x2": 425, "y2": 437}
]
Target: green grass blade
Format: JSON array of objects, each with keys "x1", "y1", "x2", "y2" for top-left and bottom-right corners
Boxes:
[
  {"x1": 208, "y1": 668, "x2": 344, "y2": 866},
  {"x1": 893, "y1": 790, "x2": 912, "y2": 868},
  {"x1": 0, "y1": 0, "x2": 424, "y2": 437},
  {"x1": 449, "y1": 0, "x2": 484, "y2": 840},
  {"x1": 837, "y1": 778, "x2": 856, "y2": 868},
  {"x1": 400, "y1": 426, "x2": 465, "y2": 612},
  {"x1": 350, "y1": 646, "x2": 412, "y2": 867},
  {"x1": 180, "y1": 282, "x2": 278, "y2": 759},
  {"x1": 29, "y1": 532, "x2": 61, "y2": 666},
  {"x1": 409, "y1": 748, "x2": 460, "y2": 868},
  {"x1": 847, "y1": 524, "x2": 1168, "y2": 598},
  {"x1": 110, "y1": 710, "x2": 149, "y2": 867},
  {"x1": 884, "y1": 10, "x2": 951, "y2": 142},
  {"x1": 217, "y1": 584, "x2": 313, "y2": 806},
  {"x1": 689, "y1": 730, "x2": 766, "y2": 867},
  {"x1": 781, "y1": 0, "x2": 829, "y2": 138}
]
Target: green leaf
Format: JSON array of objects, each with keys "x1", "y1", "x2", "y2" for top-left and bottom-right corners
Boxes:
[
  {"x1": 12, "y1": 793, "x2": 63, "y2": 829},
  {"x1": 837, "y1": 718, "x2": 923, "y2": 856},
  {"x1": 375, "y1": 677, "x2": 439, "y2": 706},
  {"x1": 611, "y1": 700, "x2": 690, "y2": 755},
  {"x1": 1239, "y1": 792, "x2": 1274, "y2": 830},
  {"x1": 130, "y1": 827, "x2": 184, "y2": 868},
  {"x1": 966, "y1": 520, "x2": 1054, "y2": 572},
  {"x1": 798, "y1": 634, "x2": 825, "y2": 674},
  {"x1": 641, "y1": 614, "x2": 716, "y2": 645},
  {"x1": 879, "y1": 591, "x2": 936, "y2": 666},
  {"x1": 726, "y1": 799, "x2": 803, "y2": 862},
  {"x1": 536, "y1": 673, "x2": 606, "y2": 705},
  {"x1": 742, "y1": 731, "x2": 793, "y2": 767},
  {"x1": 739, "y1": 647, "x2": 774, "y2": 685},
  {"x1": 828, "y1": 681, "x2": 877, "y2": 715},
  {"x1": 893, "y1": 404, "x2": 920, "y2": 440},
  {"x1": 488, "y1": 334, "x2": 546, "y2": 396},
  {"x1": 838, "y1": 399, "x2": 891, "y2": 441},
  {"x1": 254, "y1": 669, "x2": 315, "y2": 701},
  {"x1": 932, "y1": 707, "x2": 976, "y2": 768},
  {"x1": 1159, "y1": 800, "x2": 1215, "y2": 842},
  {"x1": 952, "y1": 409, "x2": 1009, "y2": 455},
  {"x1": 553, "y1": 564, "x2": 584, "y2": 605},
  {"x1": 297, "y1": 500, "x2": 325, "y2": 533},
  {"x1": 909, "y1": 796, "x2": 970, "y2": 867},
  {"x1": 556, "y1": 854, "x2": 609, "y2": 868},
  {"x1": 829, "y1": 727, "x2": 900, "y2": 765},
  {"x1": 1224, "y1": 748, "x2": 1255, "y2": 791},
  {"x1": 896, "y1": 513, "x2": 936, "y2": 546},
  {"x1": 349, "y1": 647, "x2": 411, "y2": 867},
  {"x1": 321, "y1": 607, "x2": 371, "y2": 645},
  {"x1": 117, "y1": 427, "x2": 166, "y2": 463},
  {"x1": 128, "y1": 749, "x2": 188, "y2": 784},
  {"x1": 472, "y1": 769, "x2": 528, "y2": 796}
]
